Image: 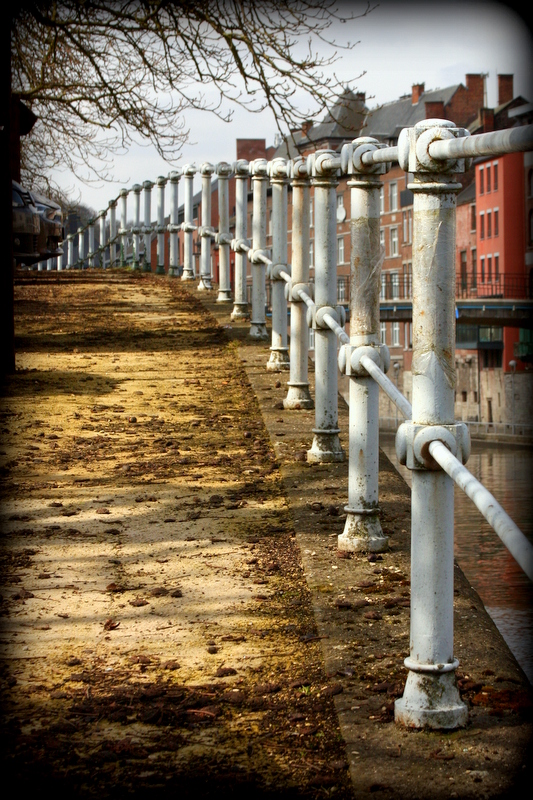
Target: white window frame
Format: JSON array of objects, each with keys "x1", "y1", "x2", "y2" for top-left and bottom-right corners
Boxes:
[
  {"x1": 392, "y1": 322, "x2": 401, "y2": 347},
  {"x1": 337, "y1": 235, "x2": 345, "y2": 265},
  {"x1": 390, "y1": 227, "x2": 399, "y2": 257},
  {"x1": 389, "y1": 182, "x2": 398, "y2": 212}
]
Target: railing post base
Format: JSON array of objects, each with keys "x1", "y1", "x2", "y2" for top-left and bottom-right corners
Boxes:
[
  {"x1": 216, "y1": 289, "x2": 233, "y2": 303},
  {"x1": 395, "y1": 670, "x2": 468, "y2": 730},
  {"x1": 338, "y1": 512, "x2": 388, "y2": 552},
  {"x1": 230, "y1": 303, "x2": 249, "y2": 321},
  {"x1": 283, "y1": 382, "x2": 313, "y2": 409},
  {"x1": 266, "y1": 348, "x2": 290, "y2": 372},
  {"x1": 307, "y1": 430, "x2": 344, "y2": 463},
  {"x1": 249, "y1": 322, "x2": 268, "y2": 340}
]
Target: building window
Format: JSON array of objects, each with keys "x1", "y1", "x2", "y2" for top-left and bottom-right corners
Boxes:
[
  {"x1": 487, "y1": 210, "x2": 492, "y2": 238},
  {"x1": 487, "y1": 255, "x2": 492, "y2": 282},
  {"x1": 337, "y1": 236, "x2": 345, "y2": 264},
  {"x1": 337, "y1": 277, "x2": 346, "y2": 302},
  {"x1": 472, "y1": 248, "x2": 477, "y2": 289},
  {"x1": 403, "y1": 262, "x2": 412, "y2": 298},
  {"x1": 392, "y1": 322, "x2": 400, "y2": 347},
  {"x1": 470, "y1": 204, "x2": 476, "y2": 231},
  {"x1": 391, "y1": 271, "x2": 400, "y2": 299},
  {"x1": 390, "y1": 227, "x2": 399, "y2": 256},
  {"x1": 389, "y1": 182, "x2": 398, "y2": 212},
  {"x1": 309, "y1": 240, "x2": 314, "y2": 268},
  {"x1": 309, "y1": 199, "x2": 313, "y2": 227},
  {"x1": 460, "y1": 250, "x2": 467, "y2": 291},
  {"x1": 495, "y1": 253, "x2": 499, "y2": 281},
  {"x1": 493, "y1": 161, "x2": 499, "y2": 191},
  {"x1": 380, "y1": 322, "x2": 387, "y2": 345},
  {"x1": 486, "y1": 164, "x2": 491, "y2": 193},
  {"x1": 494, "y1": 208, "x2": 499, "y2": 236},
  {"x1": 480, "y1": 255, "x2": 485, "y2": 282},
  {"x1": 480, "y1": 212, "x2": 485, "y2": 239},
  {"x1": 402, "y1": 210, "x2": 412, "y2": 244},
  {"x1": 379, "y1": 186, "x2": 384, "y2": 214},
  {"x1": 380, "y1": 229, "x2": 385, "y2": 252},
  {"x1": 479, "y1": 166, "x2": 484, "y2": 194},
  {"x1": 337, "y1": 193, "x2": 344, "y2": 208}
]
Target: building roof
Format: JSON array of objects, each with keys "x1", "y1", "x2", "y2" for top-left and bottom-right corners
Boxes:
[
  {"x1": 274, "y1": 86, "x2": 368, "y2": 158},
  {"x1": 364, "y1": 84, "x2": 460, "y2": 142}
]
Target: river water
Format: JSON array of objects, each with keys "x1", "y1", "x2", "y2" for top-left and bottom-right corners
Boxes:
[{"x1": 379, "y1": 432, "x2": 533, "y2": 685}]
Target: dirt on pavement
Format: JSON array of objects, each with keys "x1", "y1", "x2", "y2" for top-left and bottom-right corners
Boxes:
[{"x1": 0, "y1": 271, "x2": 531, "y2": 799}]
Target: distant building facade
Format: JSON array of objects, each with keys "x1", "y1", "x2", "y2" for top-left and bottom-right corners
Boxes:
[{"x1": 159, "y1": 73, "x2": 532, "y2": 428}]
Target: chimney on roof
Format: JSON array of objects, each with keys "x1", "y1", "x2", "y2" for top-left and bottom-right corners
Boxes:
[
  {"x1": 302, "y1": 120, "x2": 313, "y2": 136},
  {"x1": 412, "y1": 83, "x2": 425, "y2": 104},
  {"x1": 425, "y1": 100, "x2": 445, "y2": 120},
  {"x1": 236, "y1": 139, "x2": 266, "y2": 161},
  {"x1": 480, "y1": 107, "x2": 495, "y2": 133},
  {"x1": 465, "y1": 74, "x2": 485, "y2": 108},
  {"x1": 498, "y1": 74, "x2": 514, "y2": 105}
]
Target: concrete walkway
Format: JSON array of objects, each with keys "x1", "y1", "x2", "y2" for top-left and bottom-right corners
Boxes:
[{"x1": 0, "y1": 271, "x2": 531, "y2": 799}]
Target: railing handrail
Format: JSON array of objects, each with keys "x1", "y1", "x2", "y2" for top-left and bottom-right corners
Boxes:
[{"x1": 47, "y1": 118, "x2": 533, "y2": 730}]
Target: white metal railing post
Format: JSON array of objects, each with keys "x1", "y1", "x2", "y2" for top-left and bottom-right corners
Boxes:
[
  {"x1": 77, "y1": 226, "x2": 84, "y2": 269},
  {"x1": 99, "y1": 211, "x2": 107, "y2": 268},
  {"x1": 119, "y1": 188, "x2": 128, "y2": 267},
  {"x1": 337, "y1": 137, "x2": 391, "y2": 552},
  {"x1": 198, "y1": 163, "x2": 215, "y2": 290},
  {"x1": 132, "y1": 184, "x2": 142, "y2": 271},
  {"x1": 142, "y1": 181, "x2": 153, "y2": 272},
  {"x1": 216, "y1": 162, "x2": 233, "y2": 302},
  {"x1": 156, "y1": 175, "x2": 167, "y2": 275},
  {"x1": 231, "y1": 159, "x2": 250, "y2": 320},
  {"x1": 181, "y1": 164, "x2": 196, "y2": 281},
  {"x1": 394, "y1": 118, "x2": 471, "y2": 730},
  {"x1": 168, "y1": 170, "x2": 182, "y2": 278},
  {"x1": 284, "y1": 157, "x2": 314, "y2": 409},
  {"x1": 88, "y1": 219, "x2": 96, "y2": 268},
  {"x1": 109, "y1": 198, "x2": 118, "y2": 268},
  {"x1": 306, "y1": 150, "x2": 345, "y2": 462},
  {"x1": 248, "y1": 159, "x2": 269, "y2": 339},
  {"x1": 67, "y1": 233, "x2": 75, "y2": 270},
  {"x1": 267, "y1": 158, "x2": 290, "y2": 371}
]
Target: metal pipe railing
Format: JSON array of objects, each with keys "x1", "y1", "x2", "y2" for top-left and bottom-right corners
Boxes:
[
  {"x1": 62, "y1": 117, "x2": 532, "y2": 734},
  {"x1": 428, "y1": 439, "x2": 533, "y2": 582},
  {"x1": 428, "y1": 123, "x2": 533, "y2": 161}
]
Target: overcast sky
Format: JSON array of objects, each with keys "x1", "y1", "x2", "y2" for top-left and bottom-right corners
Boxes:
[{"x1": 51, "y1": 0, "x2": 533, "y2": 213}]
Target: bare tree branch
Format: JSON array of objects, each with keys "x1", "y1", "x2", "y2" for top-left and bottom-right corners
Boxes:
[{"x1": 11, "y1": 0, "x2": 374, "y2": 193}]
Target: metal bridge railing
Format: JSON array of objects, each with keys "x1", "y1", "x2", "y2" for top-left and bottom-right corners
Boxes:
[{"x1": 52, "y1": 119, "x2": 533, "y2": 732}]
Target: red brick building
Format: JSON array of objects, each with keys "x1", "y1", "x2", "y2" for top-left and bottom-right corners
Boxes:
[{"x1": 154, "y1": 73, "x2": 532, "y2": 427}]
